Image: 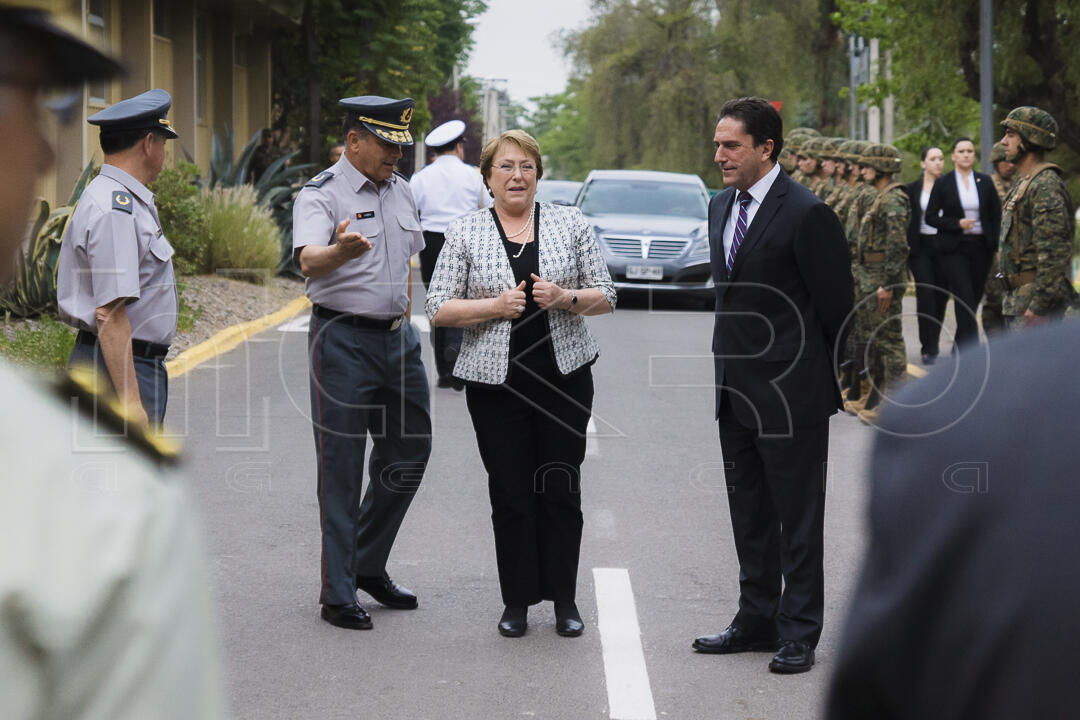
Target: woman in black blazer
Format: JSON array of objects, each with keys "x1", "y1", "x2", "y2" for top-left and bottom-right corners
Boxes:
[
  {"x1": 905, "y1": 146, "x2": 947, "y2": 363},
  {"x1": 925, "y1": 137, "x2": 1001, "y2": 348}
]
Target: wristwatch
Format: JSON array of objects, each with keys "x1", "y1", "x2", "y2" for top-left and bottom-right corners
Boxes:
[{"x1": 570, "y1": 291, "x2": 578, "y2": 309}]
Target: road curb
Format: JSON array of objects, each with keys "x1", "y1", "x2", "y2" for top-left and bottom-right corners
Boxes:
[{"x1": 166, "y1": 295, "x2": 311, "y2": 379}]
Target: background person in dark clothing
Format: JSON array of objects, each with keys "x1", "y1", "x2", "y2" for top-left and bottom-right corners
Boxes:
[
  {"x1": 925, "y1": 137, "x2": 1001, "y2": 349},
  {"x1": 905, "y1": 146, "x2": 948, "y2": 363}
]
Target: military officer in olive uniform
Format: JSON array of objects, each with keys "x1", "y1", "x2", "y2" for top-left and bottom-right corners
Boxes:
[
  {"x1": 981, "y1": 142, "x2": 1016, "y2": 335},
  {"x1": 0, "y1": 7, "x2": 226, "y2": 719},
  {"x1": 845, "y1": 144, "x2": 909, "y2": 424},
  {"x1": 293, "y1": 95, "x2": 432, "y2": 630},
  {"x1": 57, "y1": 89, "x2": 179, "y2": 426},
  {"x1": 996, "y1": 106, "x2": 1077, "y2": 330}
]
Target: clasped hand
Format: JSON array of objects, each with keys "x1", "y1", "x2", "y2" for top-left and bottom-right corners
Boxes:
[{"x1": 494, "y1": 274, "x2": 571, "y2": 319}]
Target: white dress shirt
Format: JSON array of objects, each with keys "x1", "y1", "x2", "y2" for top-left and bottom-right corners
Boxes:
[
  {"x1": 723, "y1": 161, "x2": 782, "y2": 262},
  {"x1": 409, "y1": 154, "x2": 489, "y2": 233},
  {"x1": 955, "y1": 171, "x2": 984, "y2": 235},
  {"x1": 918, "y1": 189, "x2": 938, "y2": 235}
]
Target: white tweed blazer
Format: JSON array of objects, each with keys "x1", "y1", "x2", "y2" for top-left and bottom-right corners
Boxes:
[{"x1": 425, "y1": 202, "x2": 617, "y2": 385}]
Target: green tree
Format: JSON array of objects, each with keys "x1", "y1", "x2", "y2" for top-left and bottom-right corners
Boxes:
[
  {"x1": 833, "y1": 0, "x2": 1080, "y2": 172},
  {"x1": 272, "y1": 0, "x2": 487, "y2": 164}
]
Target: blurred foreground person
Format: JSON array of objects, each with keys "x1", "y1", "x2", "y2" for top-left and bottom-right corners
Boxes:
[
  {"x1": 827, "y1": 319, "x2": 1080, "y2": 719},
  {"x1": 427, "y1": 130, "x2": 615, "y2": 638},
  {"x1": 0, "y1": 7, "x2": 227, "y2": 719}
]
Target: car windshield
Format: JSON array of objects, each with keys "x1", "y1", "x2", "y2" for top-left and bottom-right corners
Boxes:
[
  {"x1": 536, "y1": 181, "x2": 581, "y2": 204},
  {"x1": 578, "y1": 179, "x2": 708, "y2": 219}
]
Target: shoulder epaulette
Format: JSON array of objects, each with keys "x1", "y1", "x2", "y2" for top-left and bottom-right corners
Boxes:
[
  {"x1": 305, "y1": 170, "x2": 335, "y2": 188},
  {"x1": 111, "y1": 191, "x2": 134, "y2": 214},
  {"x1": 56, "y1": 365, "x2": 183, "y2": 467}
]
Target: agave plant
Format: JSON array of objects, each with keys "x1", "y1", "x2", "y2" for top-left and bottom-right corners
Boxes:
[
  {"x1": 209, "y1": 125, "x2": 314, "y2": 205},
  {"x1": 0, "y1": 162, "x2": 96, "y2": 318}
]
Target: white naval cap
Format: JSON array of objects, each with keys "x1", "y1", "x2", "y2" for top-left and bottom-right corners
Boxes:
[{"x1": 425, "y1": 119, "x2": 466, "y2": 149}]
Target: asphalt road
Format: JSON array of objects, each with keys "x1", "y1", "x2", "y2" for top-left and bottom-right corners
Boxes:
[{"x1": 169, "y1": 290, "x2": 940, "y2": 720}]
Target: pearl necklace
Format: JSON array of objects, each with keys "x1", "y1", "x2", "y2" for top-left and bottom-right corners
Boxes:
[{"x1": 502, "y1": 204, "x2": 535, "y2": 258}]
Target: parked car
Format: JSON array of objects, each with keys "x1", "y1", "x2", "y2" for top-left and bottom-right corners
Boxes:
[
  {"x1": 536, "y1": 179, "x2": 583, "y2": 206},
  {"x1": 576, "y1": 169, "x2": 713, "y2": 305}
]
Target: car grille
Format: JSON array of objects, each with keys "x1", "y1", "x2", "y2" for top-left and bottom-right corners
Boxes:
[{"x1": 603, "y1": 236, "x2": 689, "y2": 259}]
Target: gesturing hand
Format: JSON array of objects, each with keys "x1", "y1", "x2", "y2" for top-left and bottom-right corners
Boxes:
[
  {"x1": 530, "y1": 273, "x2": 570, "y2": 310},
  {"x1": 496, "y1": 280, "x2": 527, "y2": 319},
  {"x1": 334, "y1": 218, "x2": 373, "y2": 259}
]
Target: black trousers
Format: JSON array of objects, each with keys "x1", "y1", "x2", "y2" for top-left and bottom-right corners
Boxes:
[
  {"x1": 718, "y1": 393, "x2": 829, "y2": 648},
  {"x1": 419, "y1": 230, "x2": 463, "y2": 380},
  {"x1": 68, "y1": 336, "x2": 169, "y2": 425},
  {"x1": 936, "y1": 238, "x2": 991, "y2": 349},
  {"x1": 465, "y1": 367, "x2": 593, "y2": 606},
  {"x1": 908, "y1": 237, "x2": 947, "y2": 357}
]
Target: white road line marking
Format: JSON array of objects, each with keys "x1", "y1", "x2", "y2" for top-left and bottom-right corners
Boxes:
[
  {"x1": 593, "y1": 568, "x2": 657, "y2": 720},
  {"x1": 411, "y1": 314, "x2": 430, "y2": 333},
  {"x1": 277, "y1": 315, "x2": 309, "y2": 332},
  {"x1": 586, "y1": 416, "x2": 599, "y2": 457}
]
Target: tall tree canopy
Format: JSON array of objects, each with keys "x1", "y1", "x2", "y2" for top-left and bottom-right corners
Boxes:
[
  {"x1": 272, "y1": 0, "x2": 487, "y2": 164},
  {"x1": 833, "y1": 0, "x2": 1079, "y2": 172},
  {"x1": 527, "y1": 0, "x2": 848, "y2": 185}
]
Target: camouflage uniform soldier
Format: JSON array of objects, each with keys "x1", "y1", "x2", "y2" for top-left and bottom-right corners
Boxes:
[
  {"x1": 815, "y1": 138, "x2": 844, "y2": 202},
  {"x1": 825, "y1": 140, "x2": 856, "y2": 212},
  {"x1": 845, "y1": 144, "x2": 909, "y2": 425},
  {"x1": 786, "y1": 128, "x2": 819, "y2": 185},
  {"x1": 997, "y1": 106, "x2": 1077, "y2": 330},
  {"x1": 981, "y1": 142, "x2": 1015, "y2": 335},
  {"x1": 798, "y1": 137, "x2": 825, "y2": 193}
]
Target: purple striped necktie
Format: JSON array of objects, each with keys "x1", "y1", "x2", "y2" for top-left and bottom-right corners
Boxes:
[{"x1": 726, "y1": 191, "x2": 753, "y2": 274}]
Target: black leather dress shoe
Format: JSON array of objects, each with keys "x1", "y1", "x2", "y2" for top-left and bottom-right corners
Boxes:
[
  {"x1": 693, "y1": 624, "x2": 780, "y2": 654},
  {"x1": 498, "y1": 606, "x2": 527, "y2": 637},
  {"x1": 321, "y1": 603, "x2": 372, "y2": 630},
  {"x1": 554, "y1": 601, "x2": 584, "y2": 637},
  {"x1": 356, "y1": 573, "x2": 418, "y2": 609},
  {"x1": 768, "y1": 640, "x2": 815, "y2": 673}
]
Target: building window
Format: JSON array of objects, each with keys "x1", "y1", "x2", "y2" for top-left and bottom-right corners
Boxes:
[
  {"x1": 195, "y1": 13, "x2": 208, "y2": 122},
  {"x1": 87, "y1": 0, "x2": 108, "y2": 105},
  {"x1": 234, "y1": 34, "x2": 248, "y2": 67},
  {"x1": 153, "y1": 0, "x2": 171, "y2": 39}
]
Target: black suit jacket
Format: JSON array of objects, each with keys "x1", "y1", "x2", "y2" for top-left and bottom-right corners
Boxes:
[
  {"x1": 709, "y1": 168, "x2": 854, "y2": 430},
  {"x1": 924, "y1": 170, "x2": 1001, "y2": 252},
  {"x1": 827, "y1": 322, "x2": 1080, "y2": 719},
  {"x1": 904, "y1": 179, "x2": 934, "y2": 255}
]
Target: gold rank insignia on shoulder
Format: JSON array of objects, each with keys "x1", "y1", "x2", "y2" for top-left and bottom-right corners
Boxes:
[
  {"x1": 57, "y1": 364, "x2": 183, "y2": 467},
  {"x1": 356, "y1": 211, "x2": 375, "y2": 219},
  {"x1": 112, "y1": 191, "x2": 133, "y2": 213}
]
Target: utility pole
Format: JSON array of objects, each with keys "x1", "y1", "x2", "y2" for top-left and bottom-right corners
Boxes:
[
  {"x1": 867, "y1": 38, "x2": 880, "y2": 143},
  {"x1": 979, "y1": 0, "x2": 993, "y2": 171}
]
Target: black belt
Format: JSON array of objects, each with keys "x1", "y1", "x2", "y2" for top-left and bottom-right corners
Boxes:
[
  {"x1": 76, "y1": 329, "x2": 170, "y2": 360},
  {"x1": 312, "y1": 304, "x2": 404, "y2": 331}
]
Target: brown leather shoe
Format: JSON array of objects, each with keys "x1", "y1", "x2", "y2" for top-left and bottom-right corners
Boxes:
[{"x1": 693, "y1": 624, "x2": 780, "y2": 654}]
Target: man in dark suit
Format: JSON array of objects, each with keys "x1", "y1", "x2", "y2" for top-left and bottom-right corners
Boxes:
[
  {"x1": 692, "y1": 97, "x2": 854, "y2": 674},
  {"x1": 827, "y1": 321, "x2": 1078, "y2": 718}
]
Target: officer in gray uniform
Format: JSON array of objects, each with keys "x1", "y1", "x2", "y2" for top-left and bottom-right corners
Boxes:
[
  {"x1": 0, "y1": 8, "x2": 226, "y2": 719},
  {"x1": 57, "y1": 88, "x2": 179, "y2": 426},
  {"x1": 293, "y1": 95, "x2": 432, "y2": 630}
]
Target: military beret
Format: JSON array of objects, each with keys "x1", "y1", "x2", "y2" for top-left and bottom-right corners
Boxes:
[
  {"x1": 340, "y1": 95, "x2": 415, "y2": 146},
  {"x1": 88, "y1": 88, "x2": 179, "y2": 138}
]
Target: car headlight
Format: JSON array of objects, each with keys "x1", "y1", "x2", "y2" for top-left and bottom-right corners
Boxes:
[{"x1": 687, "y1": 232, "x2": 710, "y2": 260}]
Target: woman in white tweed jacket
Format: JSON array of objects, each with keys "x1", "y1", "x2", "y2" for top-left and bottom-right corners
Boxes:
[{"x1": 426, "y1": 130, "x2": 615, "y2": 639}]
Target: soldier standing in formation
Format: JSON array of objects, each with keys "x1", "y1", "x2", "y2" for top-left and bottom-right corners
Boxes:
[
  {"x1": 996, "y1": 106, "x2": 1077, "y2": 329},
  {"x1": 57, "y1": 89, "x2": 180, "y2": 426},
  {"x1": 410, "y1": 119, "x2": 488, "y2": 390},
  {"x1": 980, "y1": 142, "x2": 1016, "y2": 335},
  {"x1": 787, "y1": 127, "x2": 820, "y2": 186},
  {"x1": 844, "y1": 144, "x2": 910, "y2": 425},
  {"x1": 293, "y1": 95, "x2": 432, "y2": 630},
  {"x1": 797, "y1": 137, "x2": 825, "y2": 195}
]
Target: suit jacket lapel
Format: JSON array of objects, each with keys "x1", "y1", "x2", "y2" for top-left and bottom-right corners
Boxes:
[
  {"x1": 711, "y1": 189, "x2": 736, "y2": 291},
  {"x1": 728, "y1": 170, "x2": 788, "y2": 279}
]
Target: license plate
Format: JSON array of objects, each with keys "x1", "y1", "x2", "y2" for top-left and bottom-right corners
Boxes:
[{"x1": 625, "y1": 265, "x2": 663, "y2": 280}]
